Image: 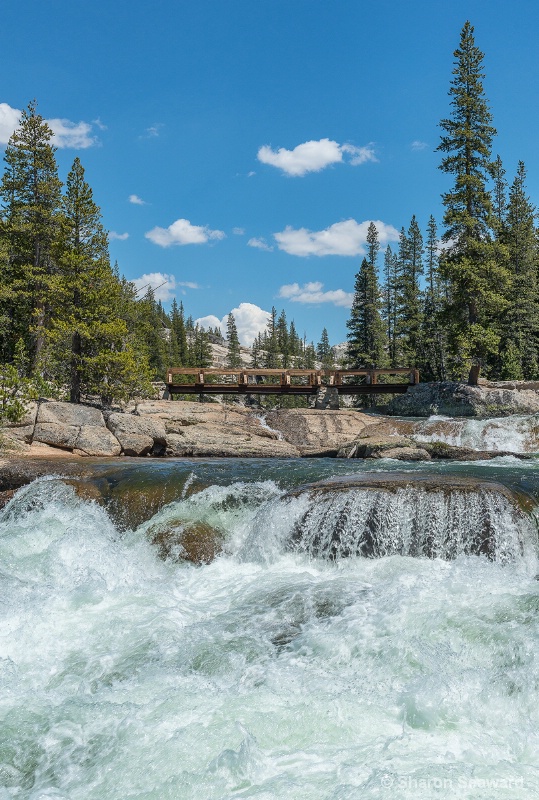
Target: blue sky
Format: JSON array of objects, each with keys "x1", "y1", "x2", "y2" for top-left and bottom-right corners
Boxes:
[{"x1": 2, "y1": 0, "x2": 539, "y2": 346}]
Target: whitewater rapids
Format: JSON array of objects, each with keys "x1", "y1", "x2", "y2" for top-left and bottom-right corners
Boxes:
[{"x1": 2, "y1": 465, "x2": 539, "y2": 798}]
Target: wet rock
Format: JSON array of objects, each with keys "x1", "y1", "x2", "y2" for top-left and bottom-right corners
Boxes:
[
  {"x1": 388, "y1": 381, "x2": 539, "y2": 418},
  {"x1": 106, "y1": 413, "x2": 166, "y2": 456},
  {"x1": 148, "y1": 520, "x2": 224, "y2": 564}
]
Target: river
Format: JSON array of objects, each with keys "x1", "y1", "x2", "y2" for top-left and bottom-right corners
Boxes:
[{"x1": 2, "y1": 447, "x2": 539, "y2": 798}]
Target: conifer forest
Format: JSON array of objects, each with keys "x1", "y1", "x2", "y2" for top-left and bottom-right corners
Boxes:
[{"x1": 1, "y1": 22, "x2": 538, "y2": 410}]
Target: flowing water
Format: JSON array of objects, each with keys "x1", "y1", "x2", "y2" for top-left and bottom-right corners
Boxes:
[{"x1": 3, "y1": 449, "x2": 539, "y2": 798}]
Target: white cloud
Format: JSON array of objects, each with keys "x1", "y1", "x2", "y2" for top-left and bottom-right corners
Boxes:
[
  {"x1": 233, "y1": 227, "x2": 245, "y2": 236},
  {"x1": 133, "y1": 272, "x2": 176, "y2": 302},
  {"x1": 411, "y1": 140, "x2": 429, "y2": 151},
  {"x1": 93, "y1": 117, "x2": 107, "y2": 130},
  {"x1": 48, "y1": 118, "x2": 96, "y2": 148},
  {"x1": 143, "y1": 123, "x2": 163, "y2": 138},
  {"x1": 177, "y1": 281, "x2": 200, "y2": 289},
  {"x1": 129, "y1": 194, "x2": 146, "y2": 205},
  {"x1": 257, "y1": 138, "x2": 377, "y2": 177},
  {"x1": 247, "y1": 237, "x2": 273, "y2": 252},
  {"x1": 279, "y1": 282, "x2": 353, "y2": 307},
  {"x1": 341, "y1": 143, "x2": 378, "y2": 165},
  {"x1": 196, "y1": 314, "x2": 222, "y2": 331},
  {"x1": 196, "y1": 302, "x2": 271, "y2": 346},
  {"x1": 274, "y1": 218, "x2": 399, "y2": 257},
  {"x1": 145, "y1": 218, "x2": 226, "y2": 247},
  {"x1": 109, "y1": 231, "x2": 129, "y2": 241},
  {"x1": 0, "y1": 103, "x2": 21, "y2": 144},
  {"x1": 0, "y1": 102, "x2": 97, "y2": 148}
]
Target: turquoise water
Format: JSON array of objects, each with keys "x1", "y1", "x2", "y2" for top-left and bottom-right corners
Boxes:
[{"x1": 2, "y1": 457, "x2": 539, "y2": 798}]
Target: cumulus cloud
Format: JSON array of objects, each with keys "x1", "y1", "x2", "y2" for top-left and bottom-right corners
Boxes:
[
  {"x1": 0, "y1": 102, "x2": 97, "y2": 148},
  {"x1": 411, "y1": 140, "x2": 429, "y2": 151},
  {"x1": 233, "y1": 227, "x2": 245, "y2": 236},
  {"x1": 247, "y1": 237, "x2": 273, "y2": 252},
  {"x1": 142, "y1": 123, "x2": 163, "y2": 138},
  {"x1": 129, "y1": 194, "x2": 146, "y2": 205},
  {"x1": 0, "y1": 103, "x2": 22, "y2": 144},
  {"x1": 145, "y1": 218, "x2": 226, "y2": 247},
  {"x1": 257, "y1": 138, "x2": 377, "y2": 177},
  {"x1": 274, "y1": 219, "x2": 399, "y2": 257},
  {"x1": 133, "y1": 272, "x2": 176, "y2": 302},
  {"x1": 279, "y1": 282, "x2": 353, "y2": 307},
  {"x1": 196, "y1": 302, "x2": 271, "y2": 346},
  {"x1": 48, "y1": 118, "x2": 96, "y2": 148},
  {"x1": 108, "y1": 231, "x2": 129, "y2": 241}
]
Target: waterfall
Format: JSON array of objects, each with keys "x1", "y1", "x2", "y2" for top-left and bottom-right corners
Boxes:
[
  {"x1": 241, "y1": 475, "x2": 539, "y2": 566},
  {"x1": 412, "y1": 414, "x2": 539, "y2": 453}
]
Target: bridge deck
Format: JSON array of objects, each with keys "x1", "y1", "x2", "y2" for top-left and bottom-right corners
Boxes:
[{"x1": 166, "y1": 368, "x2": 419, "y2": 396}]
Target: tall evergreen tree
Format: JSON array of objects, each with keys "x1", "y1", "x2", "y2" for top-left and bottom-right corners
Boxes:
[
  {"x1": 225, "y1": 312, "x2": 242, "y2": 368},
  {"x1": 0, "y1": 101, "x2": 62, "y2": 367},
  {"x1": 382, "y1": 245, "x2": 399, "y2": 367},
  {"x1": 492, "y1": 154, "x2": 508, "y2": 235},
  {"x1": 437, "y1": 21, "x2": 509, "y2": 376},
  {"x1": 346, "y1": 258, "x2": 386, "y2": 368},
  {"x1": 276, "y1": 309, "x2": 290, "y2": 367},
  {"x1": 262, "y1": 306, "x2": 280, "y2": 368},
  {"x1": 420, "y1": 216, "x2": 447, "y2": 380},
  {"x1": 499, "y1": 162, "x2": 539, "y2": 378},
  {"x1": 316, "y1": 328, "x2": 334, "y2": 369},
  {"x1": 395, "y1": 216, "x2": 424, "y2": 365}
]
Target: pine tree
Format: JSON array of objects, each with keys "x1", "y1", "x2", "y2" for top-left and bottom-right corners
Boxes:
[
  {"x1": 437, "y1": 21, "x2": 510, "y2": 375},
  {"x1": 276, "y1": 309, "x2": 290, "y2": 367},
  {"x1": 499, "y1": 162, "x2": 539, "y2": 378},
  {"x1": 382, "y1": 245, "x2": 399, "y2": 367},
  {"x1": 420, "y1": 216, "x2": 447, "y2": 380},
  {"x1": 492, "y1": 154, "x2": 508, "y2": 235},
  {"x1": 225, "y1": 312, "x2": 242, "y2": 368},
  {"x1": 262, "y1": 306, "x2": 280, "y2": 367},
  {"x1": 0, "y1": 100, "x2": 62, "y2": 367},
  {"x1": 170, "y1": 299, "x2": 188, "y2": 365},
  {"x1": 316, "y1": 328, "x2": 334, "y2": 369},
  {"x1": 395, "y1": 216, "x2": 424, "y2": 365},
  {"x1": 288, "y1": 320, "x2": 301, "y2": 361},
  {"x1": 346, "y1": 258, "x2": 386, "y2": 368}
]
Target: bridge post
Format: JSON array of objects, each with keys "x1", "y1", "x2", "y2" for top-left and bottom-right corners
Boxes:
[{"x1": 315, "y1": 386, "x2": 339, "y2": 409}]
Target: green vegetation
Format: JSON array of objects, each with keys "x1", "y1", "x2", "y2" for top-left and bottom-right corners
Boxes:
[{"x1": 346, "y1": 21, "x2": 539, "y2": 383}]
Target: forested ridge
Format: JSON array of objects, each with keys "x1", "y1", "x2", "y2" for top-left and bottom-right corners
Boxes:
[{"x1": 1, "y1": 22, "x2": 538, "y2": 417}]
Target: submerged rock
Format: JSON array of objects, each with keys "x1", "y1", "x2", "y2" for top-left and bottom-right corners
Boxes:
[
  {"x1": 147, "y1": 519, "x2": 224, "y2": 564},
  {"x1": 284, "y1": 473, "x2": 537, "y2": 561}
]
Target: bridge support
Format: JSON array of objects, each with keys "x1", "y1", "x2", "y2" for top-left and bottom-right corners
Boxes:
[{"x1": 315, "y1": 386, "x2": 339, "y2": 410}]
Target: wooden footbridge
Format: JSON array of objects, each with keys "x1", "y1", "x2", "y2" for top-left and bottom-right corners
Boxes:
[{"x1": 166, "y1": 367, "x2": 419, "y2": 396}]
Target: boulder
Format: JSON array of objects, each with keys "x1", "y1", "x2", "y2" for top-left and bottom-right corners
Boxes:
[
  {"x1": 73, "y1": 425, "x2": 122, "y2": 457},
  {"x1": 388, "y1": 381, "x2": 539, "y2": 418},
  {"x1": 106, "y1": 413, "x2": 167, "y2": 456},
  {"x1": 148, "y1": 520, "x2": 224, "y2": 564},
  {"x1": 36, "y1": 401, "x2": 106, "y2": 427},
  {"x1": 265, "y1": 408, "x2": 380, "y2": 455},
  {"x1": 165, "y1": 431, "x2": 298, "y2": 458},
  {"x1": 32, "y1": 422, "x2": 80, "y2": 450}
]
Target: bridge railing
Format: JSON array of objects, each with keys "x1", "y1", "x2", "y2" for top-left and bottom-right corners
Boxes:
[{"x1": 166, "y1": 367, "x2": 419, "y2": 395}]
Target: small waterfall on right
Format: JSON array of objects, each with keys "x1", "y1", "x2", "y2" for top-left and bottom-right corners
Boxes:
[
  {"x1": 411, "y1": 414, "x2": 539, "y2": 453},
  {"x1": 242, "y1": 473, "x2": 539, "y2": 566}
]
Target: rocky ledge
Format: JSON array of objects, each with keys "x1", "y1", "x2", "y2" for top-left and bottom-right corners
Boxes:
[
  {"x1": 388, "y1": 380, "x2": 539, "y2": 418},
  {"x1": 1, "y1": 400, "x2": 382, "y2": 459}
]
